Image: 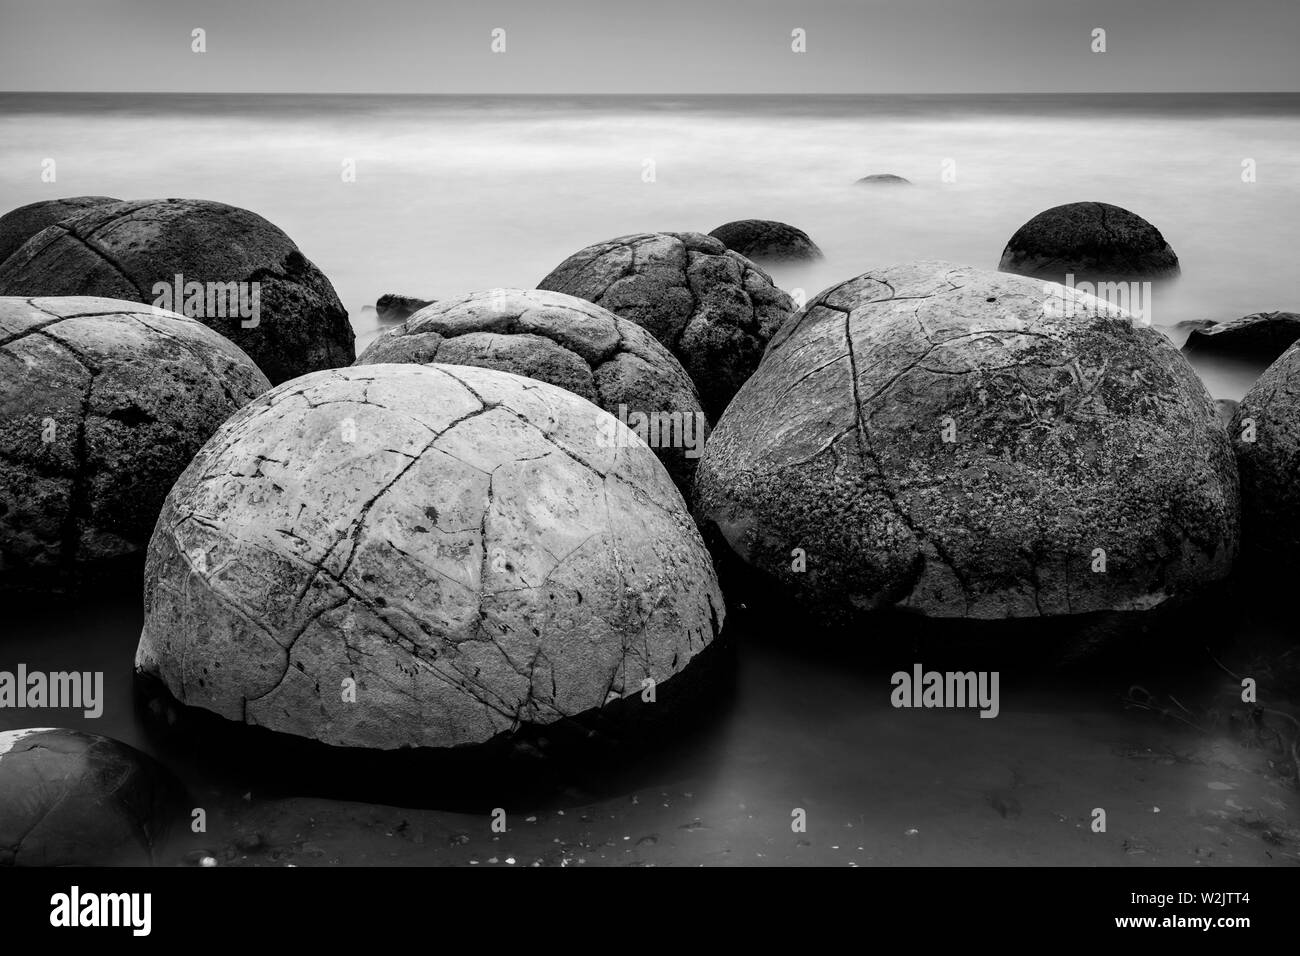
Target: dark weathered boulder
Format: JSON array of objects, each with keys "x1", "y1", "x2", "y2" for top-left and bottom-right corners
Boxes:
[
  {"x1": 998, "y1": 202, "x2": 1180, "y2": 282},
  {"x1": 0, "y1": 196, "x2": 120, "y2": 266},
  {"x1": 694, "y1": 261, "x2": 1238, "y2": 624},
  {"x1": 0, "y1": 296, "x2": 270, "y2": 591},
  {"x1": 1231, "y1": 343, "x2": 1300, "y2": 564},
  {"x1": 856, "y1": 174, "x2": 910, "y2": 185},
  {"x1": 376, "y1": 293, "x2": 433, "y2": 324},
  {"x1": 0, "y1": 198, "x2": 355, "y2": 384},
  {"x1": 136, "y1": 364, "x2": 724, "y2": 750},
  {"x1": 538, "y1": 232, "x2": 794, "y2": 420},
  {"x1": 1183, "y1": 311, "x2": 1300, "y2": 364},
  {"x1": 707, "y1": 219, "x2": 822, "y2": 263},
  {"x1": 0, "y1": 728, "x2": 186, "y2": 866},
  {"x1": 356, "y1": 289, "x2": 708, "y2": 495}
]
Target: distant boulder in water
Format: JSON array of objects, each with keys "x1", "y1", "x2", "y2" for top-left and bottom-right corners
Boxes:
[
  {"x1": 856, "y1": 174, "x2": 910, "y2": 185},
  {"x1": 0, "y1": 196, "x2": 120, "y2": 266},
  {"x1": 998, "y1": 201, "x2": 1180, "y2": 283},
  {"x1": 1183, "y1": 311, "x2": 1300, "y2": 364},
  {"x1": 376, "y1": 292, "x2": 433, "y2": 324},
  {"x1": 707, "y1": 219, "x2": 822, "y2": 263}
]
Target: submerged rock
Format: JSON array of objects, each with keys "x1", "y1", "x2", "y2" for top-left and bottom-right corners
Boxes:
[
  {"x1": 707, "y1": 220, "x2": 822, "y2": 263},
  {"x1": 376, "y1": 293, "x2": 433, "y2": 324},
  {"x1": 356, "y1": 289, "x2": 708, "y2": 496},
  {"x1": 1231, "y1": 343, "x2": 1300, "y2": 565},
  {"x1": 694, "y1": 261, "x2": 1238, "y2": 624},
  {"x1": 0, "y1": 728, "x2": 186, "y2": 866},
  {"x1": 998, "y1": 202, "x2": 1180, "y2": 283},
  {"x1": 0, "y1": 198, "x2": 356, "y2": 384},
  {"x1": 537, "y1": 232, "x2": 794, "y2": 421},
  {"x1": 1183, "y1": 311, "x2": 1300, "y2": 364},
  {"x1": 857, "y1": 174, "x2": 910, "y2": 185},
  {"x1": 136, "y1": 364, "x2": 724, "y2": 750},
  {"x1": 0, "y1": 296, "x2": 270, "y2": 591},
  {"x1": 0, "y1": 196, "x2": 120, "y2": 266}
]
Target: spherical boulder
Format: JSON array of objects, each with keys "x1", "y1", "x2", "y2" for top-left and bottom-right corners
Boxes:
[
  {"x1": 0, "y1": 728, "x2": 186, "y2": 866},
  {"x1": 998, "y1": 202, "x2": 1180, "y2": 282},
  {"x1": 0, "y1": 196, "x2": 120, "y2": 266},
  {"x1": 537, "y1": 232, "x2": 795, "y2": 421},
  {"x1": 136, "y1": 363, "x2": 725, "y2": 750},
  {"x1": 1231, "y1": 343, "x2": 1300, "y2": 564},
  {"x1": 707, "y1": 220, "x2": 822, "y2": 263},
  {"x1": 0, "y1": 296, "x2": 271, "y2": 591},
  {"x1": 0, "y1": 198, "x2": 356, "y2": 384},
  {"x1": 694, "y1": 261, "x2": 1238, "y2": 623},
  {"x1": 856, "y1": 173, "x2": 910, "y2": 185},
  {"x1": 356, "y1": 289, "x2": 708, "y2": 496}
]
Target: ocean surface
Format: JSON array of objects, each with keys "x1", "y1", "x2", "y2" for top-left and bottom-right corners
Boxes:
[
  {"x1": 2, "y1": 92, "x2": 1299, "y2": 397},
  {"x1": 2, "y1": 93, "x2": 1299, "y2": 866}
]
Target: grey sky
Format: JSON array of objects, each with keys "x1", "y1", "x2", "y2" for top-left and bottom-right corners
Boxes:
[{"x1": 1, "y1": 0, "x2": 1297, "y2": 93}]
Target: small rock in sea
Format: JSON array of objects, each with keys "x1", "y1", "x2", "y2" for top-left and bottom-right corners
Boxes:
[
  {"x1": 0, "y1": 198, "x2": 356, "y2": 384},
  {"x1": 856, "y1": 173, "x2": 911, "y2": 185},
  {"x1": 1183, "y1": 311, "x2": 1300, "y2": 364},
  {"x1": 134, "y1": 364, "x2": 725, "y2": 750},
  {"x1": 0, "y1": 196, "x2": 120, "y2": 265},
  {"x1": 0, "y1": 728, "x2": 187, "y2": 866},
  {"x1": 538, "y1": 231, "x2": 794, "y2": 420},
  {"x1": 694, "y1": 260, "x2": 1237, "y2": 626},
  {"x1": 1231, "y1": 342, "x2": 1300, "y2": 566},
  {"x1": 636, "y1": 835, "x2": 658, "y2": 846},
  {"x1": 0, "y1": 296, "x2": 269, "y2": 592},
  {"x1": 997, "y1": 201, "x2": 1180, "y2": 282},
  {"x1": 375, "y1": 293, "x2": 433, "y2": 324},
  {"x1": 356, "y1": 288, "x2": 708, "y2": 497},
  {"x1": 707, "y1": 219, "x2": 823, "y2": 263}
]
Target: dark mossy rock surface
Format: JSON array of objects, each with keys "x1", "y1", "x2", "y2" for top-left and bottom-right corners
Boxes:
[
  {"x1": 998, "y1": 201, "x2": 1180, "y2": 282},
  {"x1": 707, "y1": 219, "x2": 822, "y2": 263},
  {"x1": 0, "y1": 196, "x2": 120, "y2": 266}
]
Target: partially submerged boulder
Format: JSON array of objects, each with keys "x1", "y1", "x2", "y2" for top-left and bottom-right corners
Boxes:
[
  {"x1": 0, "y1": 296, "x2": 270, "y2": 591},
  {"x1": 1183, "y1": 311, "x2": 1300, "y2": 364},
  {"x1": 0, "y1": 198, "x2": 355, "y2": 384},
  {"x1": 694, "y1": 261, "x2": 1238, "y2": 624},
  {"x1": 0, "y1": 196, "x2": 120, "y2": 266},
  {"x1": 0, "y1": 728, "x2": 186, "y2": 866},
  {"x1": 376, "y1": 293, "x2": 433, "y2": 324},
  {"x1": 707, "y1": 219, "x2": 822, "y2": 263},
  {"x1": 1231, "y1": 343, "x2": 1300, "y2": 564},
  {"x1": 537, "y1": 232, "x2": 794, "y2": 421},
  {"x1": 857, "y1": 174, "x2": 910, "y2": 185},
  {"x1": 356, "y1": 289, "x2": 708, "y2": 495},
  {"x1": 998, "y1": 202, "x2": 1180, "y2": 283},
  {"x1": 136, "y1": 364, "x2": 724, "y2": 750}
]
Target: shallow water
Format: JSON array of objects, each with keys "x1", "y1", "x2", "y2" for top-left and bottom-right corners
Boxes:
[{"x1": 1, "y1": 93, "x2": 1299, "y2": 865}]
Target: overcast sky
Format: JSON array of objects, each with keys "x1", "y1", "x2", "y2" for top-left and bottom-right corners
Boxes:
[{"x1": 1, "y1": 0, "x2": 1297, "y2": 94}]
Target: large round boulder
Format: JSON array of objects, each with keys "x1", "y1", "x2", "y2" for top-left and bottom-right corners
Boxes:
[
  {"x1": 1230, "y1": 343, "x2": 1300, "y2": 564},
  {"x1": 537, "y1": 232, "x2": 795, "y2": 421},
  {"x1": 0, "y1": 296, "x2": 270, "y2": 591},
  {"x1": 998, "y1": 202, "x2": 1180, "y2": 282},
  {"x1": 355, "y1": 289, "x2": 708, "y2": 496},
  {"x1": 707, "y1": 220, "x2": 822, "y2": 263},
  {"x1": 0, "y1": 728, "x2": 186, "y2": 866},
  {"x1": 136, "y1": 363, "x2": 725, "y2": 750},
  {"x1": 0, "y1": 196, "x2": 120, "y2": 266},
  {"x1": 694, "y1": 261, "x2": 1238, "y2": 623},
  {"x1": 0, "y1": 198, "x2": 356, "y2": 384}
]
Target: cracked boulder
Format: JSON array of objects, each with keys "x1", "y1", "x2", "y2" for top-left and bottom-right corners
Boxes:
[
  {"x1": 693, "y1": 261, "x2": 1238, "y2": 624},
  {"x1": 708, "y1": 220, "x2": 823, "y2": 263},
  {"x1": 1230, "y1": 343, "x2": 1300, "y2": 565},
  {"x1": 135, "y1": 363, "x2": 725, "y2": 750},
  {"x1": 537, "y1": 232, "x2": 795, "y2": 422},
  {"x1": 0, "y1": 728, "x2": 187, "y2": 866},
  {"x1": 355, "y1": 289, "x2": 708, "y2": 497},
  {"x1": 0, "y1": 196, "x2": 120, "y2": 266},
  {"x1": 0, "y1": 296, "x2": 271, "y2": 591},
  {"x1": 0, "y1": 198, "x2": 356, "y2": 384},
  {"x1": 998, "y1": 202, "x2": 1180, "y2": 283}
]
